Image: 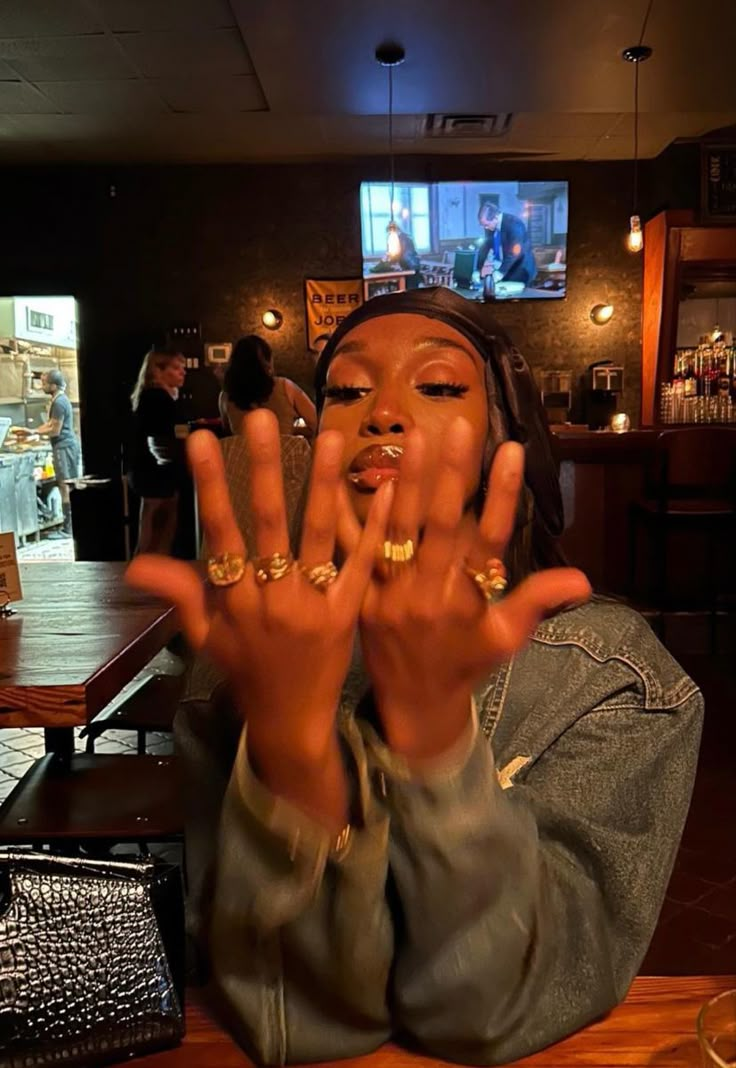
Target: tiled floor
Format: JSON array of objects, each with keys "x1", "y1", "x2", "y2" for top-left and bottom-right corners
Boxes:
[{"x1": 0, "y1": 645, "x2": 733, "y2": 975}]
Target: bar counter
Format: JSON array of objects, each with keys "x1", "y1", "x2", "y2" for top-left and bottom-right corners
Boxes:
[{"x1": 552, "y1": 428, "x2": 658, "y2": 594}]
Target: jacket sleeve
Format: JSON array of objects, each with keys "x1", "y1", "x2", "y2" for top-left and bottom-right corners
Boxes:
[
  {"x1": 175, "y1": 699, "x2": 393, "y2": 1065},
  {"x1": 365, "y1": 675, "x2": 702, "y2": 1065}
]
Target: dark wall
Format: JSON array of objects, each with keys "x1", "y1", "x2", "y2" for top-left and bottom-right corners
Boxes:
[{"x1": 0, "y1": 144, "x2": 700, "y2": 478}]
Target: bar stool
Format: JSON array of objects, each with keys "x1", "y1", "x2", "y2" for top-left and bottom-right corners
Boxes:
[
  {"x1": 0, "y1": 753, "x2": 182, "y2": 852},
  {"x1": 628, "y1": 426, "x2": 736, "y2": 650},
  {"x1": 80, "y1": 673, "x2": 184, "y2": 753}
]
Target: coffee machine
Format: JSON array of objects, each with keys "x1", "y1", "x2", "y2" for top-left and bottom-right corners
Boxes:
[{"x1": 583, "y1": 360, "x2": 624, "y2": 429}]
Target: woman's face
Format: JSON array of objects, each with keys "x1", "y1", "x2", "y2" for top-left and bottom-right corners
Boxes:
[
  {"x1": 154, "y1": 357, "x2": 186, "y2": 391},
  {"x1": 320, "y1": 313, "x2": 490, "y2": 525}
]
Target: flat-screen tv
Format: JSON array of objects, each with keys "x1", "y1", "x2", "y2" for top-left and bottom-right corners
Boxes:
[{"x1": 360, "y1": 180, "x2": 568, "y2": 302}]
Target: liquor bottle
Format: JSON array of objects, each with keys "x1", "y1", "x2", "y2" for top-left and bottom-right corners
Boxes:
[{"x1": 683, "y1": 350, "x2": 697, "y2": 398}]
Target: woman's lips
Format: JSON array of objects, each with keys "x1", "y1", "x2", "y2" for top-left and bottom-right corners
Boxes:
[{"x1": 347, "y1": 444, "x2": 404, "y2": 491}]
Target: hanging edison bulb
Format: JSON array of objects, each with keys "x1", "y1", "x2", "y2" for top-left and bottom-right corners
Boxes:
[
  {"x1": 386, "y1": 220, "x2": 401, "y2": 260},
  {"x1": 626, "y1": 214, "x2": 643, "y2": 253}
]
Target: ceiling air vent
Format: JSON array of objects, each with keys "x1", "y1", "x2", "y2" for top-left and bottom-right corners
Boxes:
[{"x1": 424, "y1": 113, "x2": 512, "y2": 139}]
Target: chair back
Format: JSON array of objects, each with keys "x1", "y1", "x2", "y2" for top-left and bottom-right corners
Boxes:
[{"x1": 650, "y1": 427, "x2": 736, "y2": 510}]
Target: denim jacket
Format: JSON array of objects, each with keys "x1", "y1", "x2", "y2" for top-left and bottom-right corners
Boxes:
[{"x1": 176, "y1": 600, "x2": 702, "y2": 1065}]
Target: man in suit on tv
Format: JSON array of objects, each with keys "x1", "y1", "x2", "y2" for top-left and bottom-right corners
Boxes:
[{"x1": 477, "y1": 202, "x2": 537, "y2": 286}]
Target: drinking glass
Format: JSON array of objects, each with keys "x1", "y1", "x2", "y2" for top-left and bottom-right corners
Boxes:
[{"x1": 698, "y1": 989, "x2": 736, "y2": 1067}]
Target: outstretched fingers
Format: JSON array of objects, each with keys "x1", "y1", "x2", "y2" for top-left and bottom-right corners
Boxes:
[
  {"x1": 126, "y1": 555, "x2": 210, "y2": 651},
  {"x1": 334, "y1": 479, "x2": 394, "y2": 607},
  {"x1": 188, "y1": 428, "x2": 245, "y2": 560},
  {"x1": 481, "y1": 567, "x2": 592, "y2": 661},
  {"x1": 299, "y1": 430, "x2": 344, "y2": 570}
]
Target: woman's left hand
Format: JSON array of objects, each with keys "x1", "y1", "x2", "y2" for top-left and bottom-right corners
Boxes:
[{"x1": 338, "y1": 418, "x2": 592, "y2": 762}]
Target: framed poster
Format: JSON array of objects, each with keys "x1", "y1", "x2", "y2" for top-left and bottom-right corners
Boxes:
[
  {"x1": 701, "y1": 146, "x2": 736, "y2": 222},
  {"x1": 304, "y1": 278, "x2": 363, "y2": 351}
]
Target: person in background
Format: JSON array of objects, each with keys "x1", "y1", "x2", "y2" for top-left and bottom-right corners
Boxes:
[
  {"x1": 477, "y1": 201, "x2": 537, "y2": 286},
  {"x1": 218, "y1": 335, "x2": 317, "y2": 437},
  {"x1": 37, "y1": 369, "x2": 82, "y2": 540},
  {"x1": 128, "y1": 348, "x2": 187, "y2": 555},
  {"x1": 128, "y1": 287, "x2": 701, "y2": 1066}
]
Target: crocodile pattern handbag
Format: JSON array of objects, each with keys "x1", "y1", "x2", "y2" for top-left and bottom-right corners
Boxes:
[{"x1": 0, "y1": 850, "x2": 185, "y2": 1067}]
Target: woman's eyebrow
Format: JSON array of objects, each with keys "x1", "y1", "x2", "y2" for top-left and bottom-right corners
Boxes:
[
  {"x1": 413, "y1": 336, "x2": 479, "y2": 367},
  {"x1": 332, "y1": 340, "x2": 365, "y2": 357}
]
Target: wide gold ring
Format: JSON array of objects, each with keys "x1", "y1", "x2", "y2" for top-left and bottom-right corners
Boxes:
[
  {"x1": 464, "y1": 557, "x2": 508, "y2": 603},
  {"x1": 300, "y1": 561, "x2": 338, "y2": 592},
  {"x1": 207, "y1": 551, "x2": 246, "y2": 588},
  {"x1": 382, "y1": 539, "x2": 416, "y2": 566},
  {"x1": 254, "y1": 551, "x2": 295, "y2": 586}
]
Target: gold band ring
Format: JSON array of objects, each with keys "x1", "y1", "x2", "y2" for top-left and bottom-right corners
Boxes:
[
  {"x1": 300, "y1": 561, "x2": 339, "y2": 592},
  {"x1": 464, "y1": 557, "x2": 508, "y2": 603},
  {"x1": 382, "y1": 539, "x2": 416, "y2": 565},
  {"x1": 254, "y1": 551, "x2": 295, "y2": 586},
  {"x1": 207, "y1": 551, "x2": 246, "y2": 588}
]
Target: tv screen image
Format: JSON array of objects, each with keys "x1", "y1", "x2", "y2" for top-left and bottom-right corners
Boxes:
[{"x1": 360, "y1": 180, "x2": 568, "y2": 301}]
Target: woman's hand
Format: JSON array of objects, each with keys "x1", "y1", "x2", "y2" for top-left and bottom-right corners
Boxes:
[
  {"x1": 339, "y1": 418, "x2": 591, "y2": 763},
  {"x1": 126, "y1": 411, "x2": 392, "y2": 830}
]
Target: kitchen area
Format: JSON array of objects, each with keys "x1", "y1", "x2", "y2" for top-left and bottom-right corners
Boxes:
[{"x1": 0, "y1": 295, "x2": 82, "y2": 561}]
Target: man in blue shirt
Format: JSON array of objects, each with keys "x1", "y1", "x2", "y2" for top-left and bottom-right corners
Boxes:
[{"x1": 38, "y1": 369, "x2": 82, "y2": 539}]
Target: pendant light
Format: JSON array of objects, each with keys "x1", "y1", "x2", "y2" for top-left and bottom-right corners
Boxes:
[
  {"x1": 375, "y1": 42, "x2": 405, "y2": 260},
  {"x1": 622, "y1": 0, "x2": 654, "y2": 253}
]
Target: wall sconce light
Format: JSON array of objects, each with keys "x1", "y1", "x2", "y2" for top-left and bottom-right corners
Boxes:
[
  {"x1": 261, "y1": 309, "x2": 283, "y2": 330},
  {"x1": 590, "y1": 303, "x2": 615, "y2": 326}
]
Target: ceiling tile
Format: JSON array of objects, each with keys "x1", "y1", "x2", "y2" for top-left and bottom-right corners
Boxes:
[
  {"x1": 0, "y1": 82, "x2": 59, "y2": 114},
  {"x1": 0, "y1": 113, "x2": 118, "y2": 140},
  {"x1": 0, "y1": 0, "x2": 103, "y2": 36},
  {"x1": 116, "y1": 28, "x2": 252, "y2": 77},
  {"x1": 1, "y1": 35, "x2": 136, "y2": 81},
  {"x1": 154, "y1": 76, "x2": 266, "y2": 113},
  {"x1": 36, "y1": 80, "x2": 169, "y2": 115},
  {"x1": 94, "y1": 0, "x2": 235, "y2": 32}
]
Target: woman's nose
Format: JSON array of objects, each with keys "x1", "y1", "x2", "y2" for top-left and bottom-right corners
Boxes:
[{"x1": 361, "y1": 386, "x2": 413, "y2": 437}]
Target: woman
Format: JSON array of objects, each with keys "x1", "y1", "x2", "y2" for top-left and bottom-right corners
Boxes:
[
  {"x1": 128, "y1": 348, "x2": 186, "y2": 555},
  {"x1": 219, "y1": 334, "x2": 317, "y2": 437},
  {"x1": 128, "y1": 289, "x2": 701, "y2": 1065}
]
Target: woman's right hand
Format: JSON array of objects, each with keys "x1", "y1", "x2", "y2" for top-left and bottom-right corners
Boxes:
[{"x1": 126, "y1": 411, "x2": 393, "y2": 830}]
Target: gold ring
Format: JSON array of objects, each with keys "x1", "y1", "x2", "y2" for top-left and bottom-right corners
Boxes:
[
  {"x1": 207, "y1": 551, "x2": 246, "y2": 587},
  {"x1": 382, "y1": 539, "x2": 416, "y2": 565},
  {"x1": 464, "y1": 557, "x2": 508, "y2": 603},
  {"x1": 254, "y1": 551, "x2": 295, "y2": 586},
  {"x1": 300, "y1": 561, "x2": 338, "y2": 592}
]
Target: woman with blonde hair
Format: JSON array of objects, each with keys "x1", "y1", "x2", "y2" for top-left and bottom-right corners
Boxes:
[{"x1": 128, "y1": 347, "x2": 186, "y2": 554}]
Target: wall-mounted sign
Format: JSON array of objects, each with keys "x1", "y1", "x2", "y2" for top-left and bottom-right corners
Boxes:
[
  {"x1": 304, "y1": 278, "x2": 363, "y2": 351},
  {"x1": 13, "y1": 296, "x2": 77, "y2": 348},
  {"x1": 27, "y1": 309, "x2": 54, "y2": 332},
  {"x1": 0, "y1": 531, "x2": 22, "y2": 604},
  {"x1": 701, "y1": 145, "x2": 736, "y2": 222}
]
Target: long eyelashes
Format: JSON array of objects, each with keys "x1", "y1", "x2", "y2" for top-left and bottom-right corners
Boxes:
[
  {"x1": 322, "y1": 385, "x2": 371, "y2": 402},
  {"x1": 322, "y1": 382, "x2": 470, "y2": 402},
  {"x1": 416, "y1": 382, "x2": 469, "y2": 398}
]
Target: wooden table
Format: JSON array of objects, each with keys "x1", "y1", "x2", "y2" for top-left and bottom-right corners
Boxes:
[
  {"x1": 0, "y1": 562, "x2": 177, "y2": 734},
  {"x1": 140, "y1": 976, "x2": 734, "y2": 1067}
]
